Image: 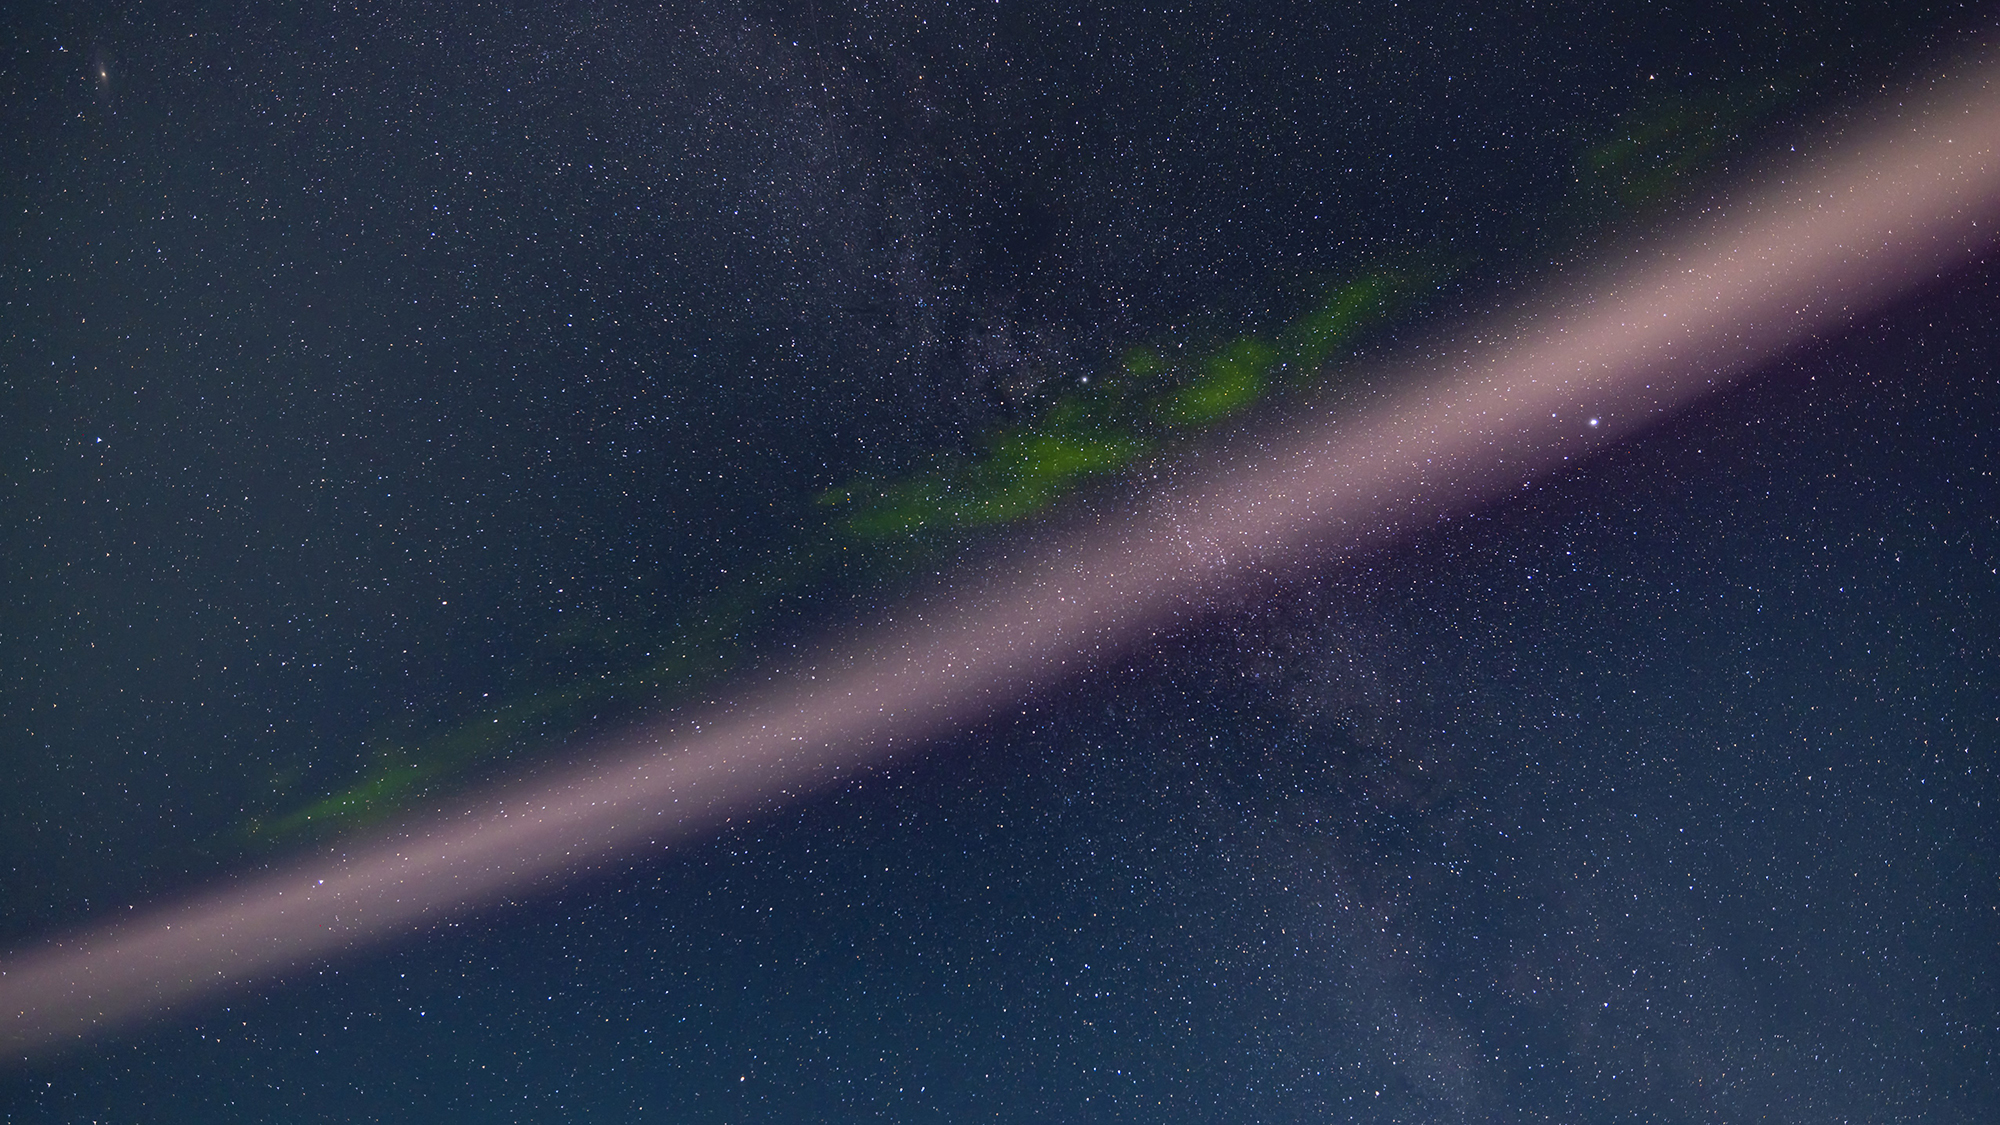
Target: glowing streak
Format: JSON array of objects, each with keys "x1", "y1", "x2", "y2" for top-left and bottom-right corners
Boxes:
[{"x1": 8, "y1": 56, "x2": 2000, "y2": 1057}]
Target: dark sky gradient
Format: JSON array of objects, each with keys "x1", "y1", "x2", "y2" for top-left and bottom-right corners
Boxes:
[{"x1": 4, "y1": 1, "x2": 1996, "y2": 1120}]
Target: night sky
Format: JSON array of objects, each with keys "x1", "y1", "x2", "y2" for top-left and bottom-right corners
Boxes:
[{"x1": 4, "y1": 1, "x2": 1997, "y2": 1121}]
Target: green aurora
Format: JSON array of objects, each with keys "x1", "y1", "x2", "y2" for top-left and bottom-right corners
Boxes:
[
  {"x1": 241, "y1": 273, "x2": 1409, "y2": 844},
  {"x1": 237, "y1": 84, "x2": 1818, "y2": 847}
]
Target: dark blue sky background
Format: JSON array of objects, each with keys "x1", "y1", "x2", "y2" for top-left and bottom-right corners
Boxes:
[{"x1": 4, "y1": 1, "x2": 1996, "y2": 1120}]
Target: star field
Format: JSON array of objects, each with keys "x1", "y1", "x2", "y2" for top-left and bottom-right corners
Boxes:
[{"x1": 3, "y1": 1, "x2": 1996, "y2": 1120}]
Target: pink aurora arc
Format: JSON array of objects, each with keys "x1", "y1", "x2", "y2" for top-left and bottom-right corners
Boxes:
[{"x1": 8, "y1": 50, "x2": 2000, "y2": 1058}]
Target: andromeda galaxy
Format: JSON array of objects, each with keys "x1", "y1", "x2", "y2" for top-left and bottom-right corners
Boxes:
[{"x1": 6, "y1": 47, "x2": 2000, "y2": 1062}]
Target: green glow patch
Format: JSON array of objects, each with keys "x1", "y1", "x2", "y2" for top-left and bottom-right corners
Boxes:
[
  {"x1": 1280, "y1": 275, "x2": 1389, "y2": 376},
  {"x1": 827, "y1": 413, "x2": 1149, "y2": 538},
  {"x1": 1577, "y1": 78, "x2": 1797, "y2": 215},
  {"x1": 251, "y1": 761, "x2": 428, "y2": 840},
  {"x1": 827, "y1": 271, "x2": 1409, "y2": 541},
  {"x1": 248, "y1": 267, "x2": 1417, "y2": 844},
  {"x1": 1154, "y1": 337, "x2": 1276, "y2": 426},
  {"x1": 241, "y1": 594, "x2": 757, "y2": 842}
]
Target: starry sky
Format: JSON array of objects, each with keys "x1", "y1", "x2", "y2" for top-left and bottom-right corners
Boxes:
[{"x1": 4, "y1": 1, "x2": 1997, "y2": 1121}]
